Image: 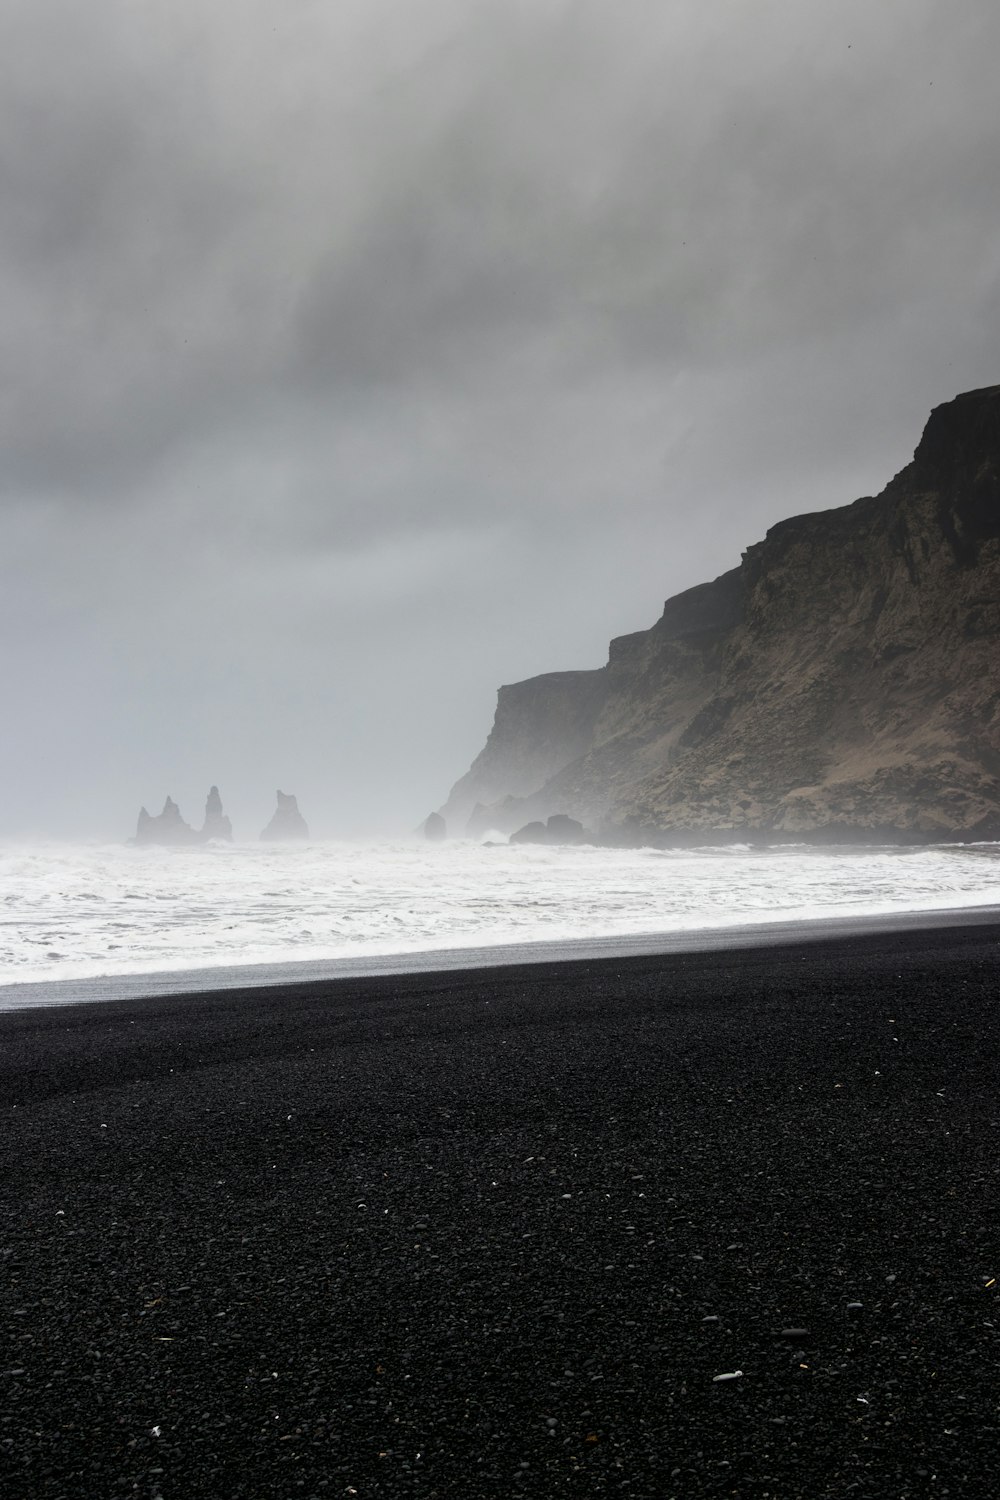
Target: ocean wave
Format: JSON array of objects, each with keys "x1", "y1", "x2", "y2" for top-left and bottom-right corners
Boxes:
[{"x1": 2, "y1": 836, "x2": 999, "y2": 991}]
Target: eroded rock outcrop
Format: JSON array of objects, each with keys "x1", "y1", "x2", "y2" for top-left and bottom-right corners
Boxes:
[
  {"x1": 260, "y1": 790, "x2": 309, "y2": 842},
  {"x1": 423, "y1": 811, "x2": 447, "y2": 841},
  {"x1": 201, "y1": 785, "x2": 233, "y2": 842},
  {"x1": 134, "y1": 796, "x2": 200, "y2": 846},
  {"x1": 510, "y1": 814, "x2": 589, "y2": 846},
  {"x1": 440, "y1": 385, "x2": 1000, "y2": 844},
  {"x1": 133, "y1": 787, "x2": 234, "y2": 845},
  {"x1": 509, "y1": 820, "x2": 548, "y2": 845}
]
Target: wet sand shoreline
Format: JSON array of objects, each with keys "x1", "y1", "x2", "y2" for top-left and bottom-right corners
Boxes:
[{"x1": 2, "y1": 921, "x2": 1000, "y2": 1496}]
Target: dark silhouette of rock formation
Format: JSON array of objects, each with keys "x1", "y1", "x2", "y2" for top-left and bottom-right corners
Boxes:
[
  {"x1": 510, "y1": 814, "x2": 588, "y2": 846},
  {"x1": 441, "y1": 385, "x2": 1000, "y2": 844},
  {"x1": 201, "y1": 785, "x2": 233, "y2": 842},
  {"x1": 423, "y1": 812, "x2": 447, "y2": 841},
  {"x1": 133, "y1": 787, "x2": 234, "y2": 845},
  {"x1": 260, "y1": 790, "x2": 309, "y2": 842},
  {"x1": 545, "y1": 814, "x2": 588, "y2": 844},
  {"x1": 134, "y1": 796, "x2": 200, "y2": 846},
  {"x1": 509, "y1": 820, "x2": 548, "y2": 845}
]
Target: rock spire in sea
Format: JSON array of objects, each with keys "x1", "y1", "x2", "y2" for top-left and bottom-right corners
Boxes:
[
  {"x1": 133, "y1": 787, "x2": 233, "y2": 845},
  {"x1": 133, "y1": 795, "x2": 199, "y2": 846},
  {"x1": 260, "y1": 790, "x2": 309, "y2": 842},
  {"x1": 201, "y1": 785, "x2": 233, "y2": 842}
]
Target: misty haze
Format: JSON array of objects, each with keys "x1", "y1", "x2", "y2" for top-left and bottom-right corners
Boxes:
[{"x1": 2, "y1": 0, "x2": 998, "y2": 843}]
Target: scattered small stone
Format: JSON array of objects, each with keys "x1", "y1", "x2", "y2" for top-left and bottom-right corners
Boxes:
[{"x1": 712, "y1": 1370, "x2": 743, "y2": 1383}]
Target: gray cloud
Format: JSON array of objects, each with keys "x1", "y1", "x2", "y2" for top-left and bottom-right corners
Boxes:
[{"x1": 2, "y1": 0, "x2": 999, "y2": 836}]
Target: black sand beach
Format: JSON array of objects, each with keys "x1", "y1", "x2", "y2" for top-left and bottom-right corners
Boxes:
[{"x1": 2, "y1": 923, "x2": 1000, "y2": 1498}]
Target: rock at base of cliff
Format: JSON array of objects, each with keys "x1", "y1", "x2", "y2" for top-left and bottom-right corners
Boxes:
[
  {"x1": 201, "y1": 785, "x2": 233, "y2": 841},
  {"x1": 509, "y1": 820, "x2": 548, "y2": 845},
  {"x1": 510, "y1": 814, "x2": 589, "y2": 846},
  {"x1": 423, "y1": 812, "x2": 447, "y2": 841},
  {"x1": 133, "y1": 796, "x2": 200, "y2": 846},
  {"x1": 546, "y1": 814, "x2": 587, "y2": 844},
  {"x1": 260, "y1": 790, "x2": 309, "y2": 842},
  {"x1": 465, "y1": 802, "x2": 497, "y2": 839}
]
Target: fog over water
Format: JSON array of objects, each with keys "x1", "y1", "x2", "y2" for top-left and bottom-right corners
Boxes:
[{"x1": 2, "y1": 2, "x2": 999, "y2": 839}]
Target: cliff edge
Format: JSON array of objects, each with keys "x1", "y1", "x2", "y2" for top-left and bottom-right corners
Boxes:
[{"x1": 440, "y1": 385, "x2": 1000, "y2": 843}]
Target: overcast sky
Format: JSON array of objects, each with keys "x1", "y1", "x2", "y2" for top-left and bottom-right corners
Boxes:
[{"x1": 2, "y1": 0, "x2": 999, "y2": 840}]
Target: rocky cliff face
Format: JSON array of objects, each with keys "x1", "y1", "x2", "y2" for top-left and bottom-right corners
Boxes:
[{"x1": 441, "y1": 385, "x2": 1000, "y2": 843}]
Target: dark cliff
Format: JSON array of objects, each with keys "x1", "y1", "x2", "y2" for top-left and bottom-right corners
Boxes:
[{"x1": 440, "y1": 385, "x2": 1000, "y2": 843}]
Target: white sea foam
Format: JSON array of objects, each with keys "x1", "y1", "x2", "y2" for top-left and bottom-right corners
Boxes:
[{"x1": 2, "y1": 837, "x2": 999, "y2": 1000}]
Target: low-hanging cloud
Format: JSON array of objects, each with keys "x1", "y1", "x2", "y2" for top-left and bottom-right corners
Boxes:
[{"x1": 2, "y1": 0, "x2": 999, "y2": 837}]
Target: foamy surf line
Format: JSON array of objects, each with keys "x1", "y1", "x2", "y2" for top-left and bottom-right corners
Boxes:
[{"x1": 3, "y1": 903, "x2": 999, "y2": 1011}]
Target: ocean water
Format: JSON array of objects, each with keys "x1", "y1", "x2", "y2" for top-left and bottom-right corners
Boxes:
[{"x1": 2, "y1": 837, "x2": 999, "y2": 1005}]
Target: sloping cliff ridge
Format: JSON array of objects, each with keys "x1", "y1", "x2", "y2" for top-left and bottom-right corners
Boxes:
[{"x1": 441, "y1": 385, "x2": 1000, "y2": 843}]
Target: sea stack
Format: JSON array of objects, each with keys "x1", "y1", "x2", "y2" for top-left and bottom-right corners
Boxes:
[
  {"x1": 132, "y1": 787, "x2": 234, "y2": 845},
  {"x1": 201, "y1": 785, "x2": 233, "y2": 842},
  {"x1": 260, "y1": 790, "x2": 309, "y2": 842},
  {"x1": 423, "y1": 812, "x2": 447, "y2": 841},
  {"x1": 133, "y1": 796, "x2": 199, "y2": 846}
]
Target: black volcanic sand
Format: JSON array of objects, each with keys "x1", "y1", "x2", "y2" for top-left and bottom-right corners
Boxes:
[{"x1": 2, "y1": 928, "x2": 1000, "y2": 1499}]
